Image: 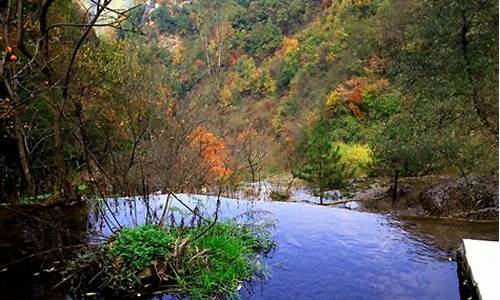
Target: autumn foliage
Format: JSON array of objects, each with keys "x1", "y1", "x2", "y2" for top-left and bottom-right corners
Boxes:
[
  {"x1": 325, "y1": 77, "x2": 390, "y2": 117},
  {"x1": 276, "y1": 37, "x2": 299, "y2": 57},
  {"x1": 191, "y1": 127, "x2": 232, "y2": 181}
]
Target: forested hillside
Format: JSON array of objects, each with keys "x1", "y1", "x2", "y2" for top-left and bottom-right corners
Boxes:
[{"x1": 1, "y1": 0, "x2": 498, "y2": 202}]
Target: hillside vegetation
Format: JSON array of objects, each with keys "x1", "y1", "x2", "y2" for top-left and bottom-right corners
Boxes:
[{"x1": 1, "y1": 0, "x2": 498, "y2": 201}]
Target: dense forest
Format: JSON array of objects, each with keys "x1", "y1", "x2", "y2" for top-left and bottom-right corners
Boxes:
[{"x1": 1, "y1": 0, "x2": 498, "y2": 202}]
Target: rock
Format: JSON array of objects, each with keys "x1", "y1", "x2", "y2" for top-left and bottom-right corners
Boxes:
[
  {"x1": 324, "y1": 190, "x2": 343, "y2": 201},
  {"x1": 356, "y1": 184, "x2": 390, "y2": 201},
  {"x1": 269, "y1": 191, "x2": 290, "y2": 201},
  {"x1": 419, "y1": 178, "x2": 498, "y2": 219}
]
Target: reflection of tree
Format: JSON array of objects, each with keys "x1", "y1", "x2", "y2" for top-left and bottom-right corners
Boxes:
[{"x1": 0, "y1": 203, "x2": 88, "y2": 298}]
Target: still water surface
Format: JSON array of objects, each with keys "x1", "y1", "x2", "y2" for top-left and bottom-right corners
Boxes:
[
  {"x1": 1, "y1": 194, "x2": 498, "y2": 299},
  {"x1": 92, "y1": 194, "x2": 467, "y2": 299}
]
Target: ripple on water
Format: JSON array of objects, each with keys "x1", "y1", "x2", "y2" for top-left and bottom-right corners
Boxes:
[{"x1": 90, "y1": 195, "x2": 462, "y2": 300}]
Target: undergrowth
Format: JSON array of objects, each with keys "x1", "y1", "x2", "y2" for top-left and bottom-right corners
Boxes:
[{"x1": 63, "y1": 220, "x2": 275, "y2": 299}]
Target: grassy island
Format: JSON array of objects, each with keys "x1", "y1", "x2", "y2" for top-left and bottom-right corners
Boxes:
[{"x1": 64, "y1": 221, "x2": 275, "y2": 299}]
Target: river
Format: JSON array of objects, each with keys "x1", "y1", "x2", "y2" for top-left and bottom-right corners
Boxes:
[{"x1": 0, "y1": 194, "x2": 498, "y2": 299}]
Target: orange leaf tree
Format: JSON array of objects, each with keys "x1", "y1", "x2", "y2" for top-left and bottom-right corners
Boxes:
[{"x1": 190, "y1": 127, "x2": 232, "y2": 184}]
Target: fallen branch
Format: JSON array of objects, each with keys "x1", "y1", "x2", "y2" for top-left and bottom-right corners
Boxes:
[{"x1": 302, "y1": 192, "x2": 389, "y2": 206}]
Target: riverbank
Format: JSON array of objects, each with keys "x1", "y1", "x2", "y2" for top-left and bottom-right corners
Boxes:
[
  {"x1": 0, "y1": 193, "x2": 497, "y2": 299},
  {"x1": 239, "y1": 175, "x2": 499, "y2": 221},
  {"x1": 64, "y1": 221, "x2": 274, "y2": 299},
  {"x1": 351, "y1": 176, "x2": 499, "y2": 221}
]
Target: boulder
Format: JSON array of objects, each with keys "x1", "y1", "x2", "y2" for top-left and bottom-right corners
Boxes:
[{"x1": 419, "y1": 178, "x2": 498, "y2": 219}]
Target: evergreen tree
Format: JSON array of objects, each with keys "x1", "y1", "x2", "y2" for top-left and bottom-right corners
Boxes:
[{"x1": 294, "y1": 121, "x2": 351, "y2": 204}]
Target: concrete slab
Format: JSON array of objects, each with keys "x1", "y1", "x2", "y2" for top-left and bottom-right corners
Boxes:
[{"x1": 462, "y1": 239, "x2": 500, "y2": 300}]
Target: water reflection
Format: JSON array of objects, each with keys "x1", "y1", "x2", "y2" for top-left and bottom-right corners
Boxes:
[
  {"x1": 1, "y1": 194, "x2": 496, "y2": 300},
  {"x1": 396, "y1": 216, "x2": 498, "y2": 253},
  {"x1": 92, "y1": 195, "x2": 462, "y2": 299},
  {"x1": 0, "y1": 203, "x2": 88, "y2": 300}
]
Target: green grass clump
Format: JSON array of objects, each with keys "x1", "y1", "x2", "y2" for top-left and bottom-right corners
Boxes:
[
  {"x1": 109, "y1": 224, "x2": 176, "y2": 271},
  {"x1": 67, "y1": 221, "x2": 275, "y2": 299},
  {"x1": 183, "y1": 222, "x2": 273, "y2": 299}
]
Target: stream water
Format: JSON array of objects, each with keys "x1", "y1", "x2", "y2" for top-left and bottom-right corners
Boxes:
[{"x1": 0, "y1": 194, "x2": 498, "y2": 299}]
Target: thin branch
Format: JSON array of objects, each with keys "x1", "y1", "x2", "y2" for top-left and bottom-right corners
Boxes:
[
  {"x1": 192, "y1": 187, "x2": 222, "y2": 241},
  {"x1": 168, "y1": 192, "x2": 210, "y2": 223},
  {"x1": 61, "y1": 0, "x2": 112, "y2": 99},
  {"x1": 0, "y1": 244, "x2": 85, "y2": 269}
]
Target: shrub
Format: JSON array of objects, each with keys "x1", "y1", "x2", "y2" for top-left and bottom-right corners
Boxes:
[
  {"x1": 336, "y1": 142, "x2": 373, "y2": 177},
  {"x1": 108, "y1": 225, "x2": 175, "y2": 271},
  {"x1": 65, "y1": 221, "x2": 275, "y2": 299}
]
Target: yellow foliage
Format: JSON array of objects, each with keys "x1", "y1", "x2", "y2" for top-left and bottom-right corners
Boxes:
[
  {"x1": 353, "y1": 0, "x2": 372, "y2": 6},
  {"x1": 232, "y1": 74, "x2": 250, "y2": 92},
  {"x1": 172, "y1": 43, "x2": 184, "y2": 65},
  {"x1": 251, "y1": 68, "x2": 261, "y2": 82},
  {"x1": 336, "y1": 143, "x2": 372, "y2": 176},
  {"x1": 260, "y1": 74, "x2": 277, "y2": 95},
  {"x1": 325, "y1": 90, "x2": 341, "y2": 111},
  {"x1": 277, "y1": 36, "x2": 299, "y2": 57},
  {"x1": 264, "y1": 78, "x2": 277, "y2": 95},
  {"x1": 221, "y1": 85, "x2": 233, "y2": 106}
]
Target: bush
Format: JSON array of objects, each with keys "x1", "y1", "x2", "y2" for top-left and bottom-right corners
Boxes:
[
  {"x1": 109, "y1": 225, "x2": 175, "y2": 271},
  {"x1": 269, "y1": 191, "x2": 291, "y2": 201},
  {"x1": 336, "y1": 142, "x2": 373, "y2": 177},
  {"x1": 64, "y1": 221, "x2": 275, "y2": 299}
]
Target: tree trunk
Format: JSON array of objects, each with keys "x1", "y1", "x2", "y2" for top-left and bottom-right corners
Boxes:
[
  {"x1": 13, "y1": 111, "x2": 36, "y2": 195},
  {"x1": 3, "y1": 72, "x2": 36, "y2": 196},
  {"x1": 202, "y1": 32, "x2": 211, "y2": 75},
  {"x1": 285, "y1": 175, "x2": 295, "y2": 194},
  {"x1": 52, "y1": 108, "x2": 68, "y2": 198},
  {"x1": 248, "y1": 158, "x2": 255, "y2": 183},
  {"x1": 392, "y1": 170, "x2": 399, "y2": 202},
  {"x1": 319, "y1": 164, "x2": 323, "y2": 205}
]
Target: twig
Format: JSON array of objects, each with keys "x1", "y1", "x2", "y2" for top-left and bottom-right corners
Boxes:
[
  {"x1": 0, "y1": 244, "x2": 85, "y2": 269},
  {"x1": 192, "y1": 187, "x2": 222, "y2": 241},
  {"x1": 168, "y1": 192, "x2": 209, "y2": 223},
  {"x1": 159, "y1": 193, "x2": 172, "y2": 228}
]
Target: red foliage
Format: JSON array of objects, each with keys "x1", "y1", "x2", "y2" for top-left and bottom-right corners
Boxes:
[
  {"x1": 230, "y1": 53, "x2": 239, "y2": 66},
  {"x1": 332, "y1": 75, "x2": 392, "y2": 118},
  {"x1": 191, "y1": 127, "x2": 232, "y2": 180},
  {"x1": 237, "y1": 128, "x2": 258, "y2": 142},
  {"x1": 194, "y1": 59, "x2": 205, "y2": 67},
  {"x1": 333, "y1": 77, "x2": 367, "y2": 117},
  {"x1": 376, "y1": 78, "x2": 390, "y2": 89},
  {"x1": 336, "y1": 77, "x2": 367, "y2": 105}
]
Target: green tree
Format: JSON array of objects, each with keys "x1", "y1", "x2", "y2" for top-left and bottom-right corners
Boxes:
[
  {"x1": 294, "y1": 121, "x2": 351, "y2": 204},
  {"x1": 378, "y1": 0, "x2": 498, "y2": 181},
  {"x1": 370, "y1": 112, "x2": 432, "y2": 201}
]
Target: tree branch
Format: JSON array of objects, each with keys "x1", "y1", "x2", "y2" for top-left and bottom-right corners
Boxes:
[{"x1": 61, "y1": 0, "x2": 111, "y2": 99}]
